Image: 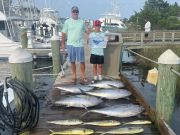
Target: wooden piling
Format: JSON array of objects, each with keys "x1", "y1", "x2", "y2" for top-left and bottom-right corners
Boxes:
[
  {"x1": 156, "y1": 49, "x2": 180, "y2": 125},
  {"x1": 9, "y1": 47, "x2": 33, "y2": 135},
  {"x1": 51, "y1": 34, "x2": 61, "y2": 75},
  {"x1": 20, "y1": 27, "x2": 28, "y2": 48}
]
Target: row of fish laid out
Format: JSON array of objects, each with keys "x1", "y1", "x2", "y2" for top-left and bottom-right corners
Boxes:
[
  {"x1": 47, "y1": 119, "x2": 152, "y2": 126},
  {"x1": 54, "y1": 96, "x2": 144, "y2": 118},
  {"x1": 55, "y1": 80, "x2": 125, "y2": 94},
  {"x1": 56, "y1": 87, "x2": 131, "y2": 100},
  {"x1": 49, "y1": 126, "x2": 144, "y2": 135}
]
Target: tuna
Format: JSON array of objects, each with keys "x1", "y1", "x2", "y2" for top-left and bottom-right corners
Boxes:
[
  {"x1": 89, "y1": 80, "x2": 124, "y2": 88},
  {"x1": 54, "y1": 95, "x2": 103, "y2": 108},
  {"x1": 56, "y1": 84, "x2": 94, "y2": 94},
  {"x1": 85, "y1": 88, "x2": 131, "y2": 99},
  {"x1": 88, "y1": 104, "x2": 144, "y2": 118}
]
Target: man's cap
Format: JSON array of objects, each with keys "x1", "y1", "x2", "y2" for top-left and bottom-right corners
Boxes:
[
  {"x1": 94, "y1": 20, "x2": 102, "y2": 26},
  {"x1": 71, "y1": 6, "x2": 79, "y2": 12}
]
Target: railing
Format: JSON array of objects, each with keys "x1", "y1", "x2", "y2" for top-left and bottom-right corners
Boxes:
[{"x1": 121, "y1": 30, "x2": 180, "y2": 45}]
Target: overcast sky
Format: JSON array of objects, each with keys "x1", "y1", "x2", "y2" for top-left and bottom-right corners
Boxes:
[{"x1": 35, "y1": 0, "x2": 180, "y2": 19}]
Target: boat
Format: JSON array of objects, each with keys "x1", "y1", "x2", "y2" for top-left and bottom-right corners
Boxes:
[
  {"x1": 0, "y1": 0, "x2": 62, "y2": 58},
  {"x1": 99, "y1": 0, "x2": 126, "y2": 32}
]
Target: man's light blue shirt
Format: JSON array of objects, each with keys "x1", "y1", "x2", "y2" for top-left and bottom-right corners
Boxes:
[{"x1": 62, "y1": 18, "x2": 85, "y2": 47}]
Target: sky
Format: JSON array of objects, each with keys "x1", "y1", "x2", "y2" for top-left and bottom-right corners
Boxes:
[{"x1": 35, "y1": 0, "x2": 180, "y2": 20}]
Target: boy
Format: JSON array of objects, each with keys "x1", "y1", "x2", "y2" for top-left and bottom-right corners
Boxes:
[{"x1": 88, "y1": 20, "x2": 108, "y2": 83}]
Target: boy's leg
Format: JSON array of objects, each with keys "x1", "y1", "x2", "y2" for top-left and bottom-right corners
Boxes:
[
  {"x1": 93, "y1": 64, "x2": 97, "y2": 78},
  {"x1": 98, "y1": 64, "x2": 103, "y2": 80}
]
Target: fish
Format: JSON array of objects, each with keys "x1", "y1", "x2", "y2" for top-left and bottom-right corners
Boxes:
[
  {"x1": 55, "y1": 84, "x2": 94, "y2": 94},
  {"x1": 47, "y1": 119, "x2": 83, "y2": 126},
  {"x1": 49, "y1": 128, "x2": 94, "y2": 135},
  {"x1": 83, "y1": 120, "x2": 121, "y2": 126},
  {"x1": 123, "y1": 120, "x2": 152, "y2": 125},
  {"x1": 54, "y1": 95, "x2": 103, "y2": 108},
  {"x1": 99, "y1": 127, "x2": 144, "y2": 135},
  {"x1": 88, "y1": 104, "x2": 144, "y2": 118},
  {"x1": 89, "y1": 80, "x2": 124, "y2": 89},
  {"x1": 85, "y1": 88, "x2": 131, "y2": 99}
]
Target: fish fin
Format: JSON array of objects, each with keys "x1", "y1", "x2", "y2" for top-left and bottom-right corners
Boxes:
[
  {"x1": 82, "y1": 104, "x2": 88, "y2": 110},
  {"x1": 79, "y1": 109, "x2": 90, "y2": 118},
  {"x1": 79, "y1": 88, "x2": 85, "y2": 94}
]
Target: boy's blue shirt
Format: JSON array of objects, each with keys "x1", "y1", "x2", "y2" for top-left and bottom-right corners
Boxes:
[{"x1": 89, "y1": 32, "x2": 107, "y2": 56}]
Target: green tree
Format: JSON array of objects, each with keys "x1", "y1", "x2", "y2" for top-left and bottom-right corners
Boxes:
[{"x1": 128, "y1": 0, "x2": 180, "y2": 30}]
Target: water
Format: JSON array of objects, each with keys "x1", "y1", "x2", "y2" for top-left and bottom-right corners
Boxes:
[{"x1": 122, "y1": 64, "x2": 180, "y2": 134}]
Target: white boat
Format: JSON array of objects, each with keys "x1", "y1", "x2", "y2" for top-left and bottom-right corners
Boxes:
[
  {"x1": 0, "y1": 9, "x2": 23, "y2": 58},
  {"x1": 99, "y1": 0, "x2": 126, "y2": 32}
]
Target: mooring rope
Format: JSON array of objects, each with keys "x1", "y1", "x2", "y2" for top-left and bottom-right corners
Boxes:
[
  {"x1": 171, "y1": 67, "x2": 180, "y2": 77},
  {"x1": 126, "y1": 48, "x2": 158, "y2": 64}
]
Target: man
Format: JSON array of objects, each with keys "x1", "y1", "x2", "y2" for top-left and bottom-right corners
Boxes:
[
  {"x1": 61, "y1": 6, "x2": 88, "y2": 84},
  {"x1": 144, "y1": 19, "x2": 151, "y2": 40}
]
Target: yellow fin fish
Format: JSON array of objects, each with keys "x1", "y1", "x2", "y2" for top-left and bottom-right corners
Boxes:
[
  {"x1": 49, "y1": 128, "x2": 94, "y2": 135},
  {"x1": 83, "y1": 120, "x2": 121, "y2": 126},
  {"x1": 123, "y1": 120, "x2": 152, "y2": 125}
]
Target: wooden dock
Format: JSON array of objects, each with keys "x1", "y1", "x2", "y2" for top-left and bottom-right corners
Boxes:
[{"x1": 30, "y1": 41, "x2": 160, "y2": 135}]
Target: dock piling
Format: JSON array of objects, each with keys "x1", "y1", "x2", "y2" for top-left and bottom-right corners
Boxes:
[
  {"x1": 8, "y1": 47, "x2": 33, "y2": 135},
  {"x1": 20, "y1": 27, "x2": 28, "y2": 48},
  {"x1": 51, "y1": 33, "x2": 61, "y2": 75},
  {"x1": 156, "y1": 49, "x2": 180, "y2": 125}
]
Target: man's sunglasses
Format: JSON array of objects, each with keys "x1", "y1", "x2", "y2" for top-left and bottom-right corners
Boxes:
[{"x1": 72, "y1": 10, "x2": 79, "y2": 13}]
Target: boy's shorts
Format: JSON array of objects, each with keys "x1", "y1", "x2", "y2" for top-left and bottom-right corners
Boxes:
[
  {"x1": 90, "y1": 54, "x2": 104, "y2": 64},
  {"x1": 67, "y1": 45, "x2": 85, "y2": 62}
]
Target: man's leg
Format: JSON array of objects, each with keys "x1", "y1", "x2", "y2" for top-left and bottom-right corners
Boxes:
[
  {"x1": 80, "y1": 62, "x2": 85, "y2": 79},
  {"x1": 71, "y1": 62, "x2": 76, "y2": 81}
]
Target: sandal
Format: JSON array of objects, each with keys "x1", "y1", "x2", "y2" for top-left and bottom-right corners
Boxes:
[
  {"x1": 70, "y1": 78, "x2": 77, "y2": 84},
  {"x1": 80, "y1": 78, "x2": 88, "y2": 84}
]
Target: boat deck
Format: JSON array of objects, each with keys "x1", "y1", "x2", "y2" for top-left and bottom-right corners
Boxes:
[{"x1": 30, "y1": 42, "x2": 160, "y2": 135}]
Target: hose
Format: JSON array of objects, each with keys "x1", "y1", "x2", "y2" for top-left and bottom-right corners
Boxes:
[{"x1": 0, "y1": 77, "x2": 40, "y2": 134}]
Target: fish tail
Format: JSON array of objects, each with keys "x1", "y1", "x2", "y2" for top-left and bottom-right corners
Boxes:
[
  {"x1": 79, "y1": 110, "x2": 90, "y2": 118},
  {"x1": 49, "y1": 129, "x2": 54, "y2": 133}
]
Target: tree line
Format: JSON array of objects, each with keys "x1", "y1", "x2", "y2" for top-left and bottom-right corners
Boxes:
[{"x1": 127, "y1": 0, "x2": 180, "y2": 30}]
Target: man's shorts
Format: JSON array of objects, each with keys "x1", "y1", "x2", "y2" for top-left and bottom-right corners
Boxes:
[
  {"x1": 67, "y1": 45, "x2": 85, "y2": 62},
  {"x1": 145, "y1": 32, "x2": 149, "y2": 38},
  {"x1": 90, "y1": 54, "x2": 104, "y2": 64}
]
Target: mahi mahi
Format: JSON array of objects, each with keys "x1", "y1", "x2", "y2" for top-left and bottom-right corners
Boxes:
[
  {"x1": 99, "y1": 127, "x2": 144, "y2": 135},
  {"x1": 83, "y1": 120, "x2": 121, "y2": 126},
  {"x1": 85, "y1": 88, "x2": 131, "y2": 99},
  {"x1": 56, "y1": 84, "x2": 94, "y2": 94},
  {"x1": 123, "y1": 120, "x2": 152, "y2": 125},
  {"x1": 54, "y1": 95, "x2": 102, "y2": 108},
  {"x1": 49, "y1": 128, "x2": 94, "y2": 135},
  {"x1": 47, "y1": 119, "x2": 83, "y2": 126},
  {"x1": 89, "y1": 104, "x2": 144, "y2": 117},
  {"x1": 89, "y1": 80, "x2": 124, "y2": 88}
]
